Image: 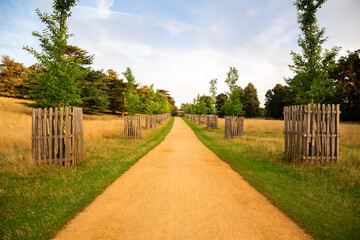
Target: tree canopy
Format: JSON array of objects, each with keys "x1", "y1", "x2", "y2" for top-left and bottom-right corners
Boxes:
[
  {"x1": 23, "y1": 0, "x2": 86, "y2": 108},
  {"x1": 286, "y1": 0, "x2": 340, "y2": 104}
]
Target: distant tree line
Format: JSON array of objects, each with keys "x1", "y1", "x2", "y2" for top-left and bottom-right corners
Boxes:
[
  {"x1": 0, "y1": 0, "x2": 177, "y2": 115},
  {"x1": 0, "y1": 54, "x2": 176, "y2": 115},
  {"x1": 182, "y1": 66, "x2": 261, "y2": 118}
]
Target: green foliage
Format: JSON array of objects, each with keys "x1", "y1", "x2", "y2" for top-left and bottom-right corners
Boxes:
[
  {"x1": 215, "y1": 93, "x2": 228, "y2": 117},
  {"x1": 265, "y1": 84, "x2": 295, "y2": 118},
  {"x1": 330, "y1": 49, "x2": 360, "y2": 121},
  {"x1": 224, "y1": 67, "x2": 243, "y2": 116},
  {"x1": 106, "y1": 69, "x2": 126, "y2": 113},
  {"x1": 0, "y1": 55, "x2": 28, "y2": 97},
  {"x1": 79, "y1": 70, "x2": 109, "y2": 113},
  {"x1": 223, "y1": 88, "x2": 243, "y2": 116},
  {"x1": 225, "y1": 66, "x2": 239, "y2": 93},
  {"x1": 124, "y1": 90, "x2": 141, "y2": 115},
  {"x1": 286, "y1": 0, "x2": 340, "y2": 104},
  {"x1": 23, "y1": 0, "x2": 85, "y2": 108},
  {"x1": 154, "y1": 90, "x2": 172, "y2": 114},
  {"x1": 209, "y1": 78, "x2": 217, "y2": 114},
  {"x1": 241, "y1": 83, "x2": 260, "y2": 118},
  {"x1": 122, "y1": 67, "x2": 136, "y2": 90},
  {"x1": 143, "y1": 85, "x2": 157, "y2": 115}
]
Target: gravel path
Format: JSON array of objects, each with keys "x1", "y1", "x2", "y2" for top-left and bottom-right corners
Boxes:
[{"x1": 55, "y1": 117, "x2": 312, "y2": 240}]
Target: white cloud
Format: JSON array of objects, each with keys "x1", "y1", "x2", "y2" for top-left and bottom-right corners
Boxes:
[
  {"x1": 96, "y1": 0, "x2": 114, "y2": 19},
  {"x1": 163, "y1": 21, "x2": 192, "y2": 35},
  {"x1": 246, "y1": 8, "x2": 259, "y2": 16}
]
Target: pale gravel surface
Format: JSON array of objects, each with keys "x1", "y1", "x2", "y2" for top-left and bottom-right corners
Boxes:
[{"x1": 55, "y1": 117, "x2": 312, "y2": 240}]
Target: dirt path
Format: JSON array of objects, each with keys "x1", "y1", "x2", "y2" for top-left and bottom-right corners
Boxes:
[{"x1": 55, "y1": 117, "x2": 312, "y2": 240}]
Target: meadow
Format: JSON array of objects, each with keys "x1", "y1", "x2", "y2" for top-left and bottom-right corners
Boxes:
[
  {"x1": 0, "y1": 97, "x2": 174, "y2": 239},
  {"x1": 184, "y1": 117, "x2": 360, "y2": 240}
]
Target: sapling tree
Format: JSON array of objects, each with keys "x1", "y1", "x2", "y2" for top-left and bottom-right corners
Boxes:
[
  {"x1": 209, "y1": 78, "x2": 217, "y2": 114},
  {"x1": 144, "y1": 84, "x2": 157, "y2": 115},
  {"x1": 123, "y1": 67, "x2": 141, "y2": 115},
  {"x1": 24, "y1": 0, "x2": 85, "y2": 108},
  {"x1": 286, "y1": 0, "x2": 340, "y2": 104},
  {"x1": 223, "y1": 66, "x2": 243, "y2": 116}
]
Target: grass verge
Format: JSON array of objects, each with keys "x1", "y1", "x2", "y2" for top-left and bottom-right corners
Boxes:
[
  {"x1": 0, "y1": 117, "x2": 174, "y2": 240},
  {"x1": 183, "y1": 117, "x2": 359, "y2": 240}
]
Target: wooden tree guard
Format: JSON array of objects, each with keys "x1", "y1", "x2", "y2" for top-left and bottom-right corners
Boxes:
[
  {"x1": 283, "y1": 104, "x2": 340, "y2": 163},
  {"x1": 225, "y1": 116, "x2": 244, "y2": 138},
  {"x1": 124, "y1": 116, "x2": 142, "y2": 138},
  {"x1": 31, "y1": 107, "x2": 84, "y2": 166},
  {"x1": 206, "y1": 115, "x2": 218, "y2": 129},
  {"x1": 145, "y1": 115, "x2": 157, "y2": 129}
]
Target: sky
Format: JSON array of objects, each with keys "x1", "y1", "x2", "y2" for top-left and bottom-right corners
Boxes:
[{"x1": 0, "y1": 0, "x2": 359, "y2": 107}]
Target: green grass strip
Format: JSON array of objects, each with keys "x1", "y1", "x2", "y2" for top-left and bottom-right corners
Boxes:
[
  {"x1": 0, "y1": 118, "x2": 174, "y2": 240},
  {"x1": 183, "y1": 117, "x2": 359, "y2": 240}
]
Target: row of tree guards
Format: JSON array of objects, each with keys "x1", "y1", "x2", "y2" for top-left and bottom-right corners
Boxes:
[
  {"x1": 186, "y1": 104, "x2": 341, "y2": 163},
  {"x1": 124, "y1": 113, "x2": 171, "y2": 138},
  {"x1": 31, "y1": 107, "x2": 171, "y2": 166},
  {"x1": 184, "y1": 114, "x2": 244, "y2": 138}
]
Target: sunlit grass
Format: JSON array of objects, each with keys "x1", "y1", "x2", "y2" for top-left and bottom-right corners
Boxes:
[
  {"x1": 186, "y1": 117, "x2": 360, "y2": 240},
  {"x1": 0, "y1": 96, "x2": 174, "y2": 240}
]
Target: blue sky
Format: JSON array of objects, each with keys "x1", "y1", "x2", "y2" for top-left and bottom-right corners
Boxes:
[{"x1": 1, "y1": 0, "x2": 359, "y2": 107}]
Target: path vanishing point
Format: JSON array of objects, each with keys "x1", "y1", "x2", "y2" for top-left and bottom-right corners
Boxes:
[{"x1": 55, "y1": 117, "x2": 312, "y2": 240}]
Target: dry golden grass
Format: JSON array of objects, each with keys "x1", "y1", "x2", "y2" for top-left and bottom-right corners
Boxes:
[
  {"x1": 217, "y1": 117, "x2": 360, "y2": 166},
  {"x1": 0, "y1": 97, "x2": 166, "y2": 170}
]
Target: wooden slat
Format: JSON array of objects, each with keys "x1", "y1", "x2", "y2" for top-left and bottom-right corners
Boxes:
[
  {"x1": 71, "y1": 107, "x2": 76, "y2": 165},
  {"x1": 37, "y1": 108, "x2": 42, "y2": 164},
  {"x1": 49, "y1": 108, "x2": 53, "y2": 163},
  {"x1": 65, "y1": 107, "x2": 70, "y2": 165},
  {"x1": 54, "y1": 107, "x2": 59, "y2": 164},
  {"x1": 32, "y1": 109, "x2": 36, "y2": 164},
  {"x1": 336, "y1": 104, "x2": 340, "y2": 161},
  {"x1": 59, "y1": 107, "x2": 63, "y2": 163},
  {"x1": 326, "y1": 104, "x2": 330, "y2": 162},
  {"x1": 331, "y1": 104, "x2": 335, "y2": 159}
]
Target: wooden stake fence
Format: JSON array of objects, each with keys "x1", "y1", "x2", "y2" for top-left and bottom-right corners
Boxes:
[
  {"x1": 31, "y1": 107, "x2": 84, "y2": 166},
  {"x1": 225, "y1": 116, "x2": 244, "y2": 138},
  {"x1": 124, "y1": 116, "x2": 142, "y2": 138},
  {"x1": 284, "y1": 104, "x2": 340, "y2": 163},
  {"x1": 145, "y1": 113, "x2": 171, "y2": 129},
  {"x1": 206, "y1": 115, "x2": 218, "y2": 129},
  {"x1": 145, "y1": 115, "x2": 157, "y2": 128}
]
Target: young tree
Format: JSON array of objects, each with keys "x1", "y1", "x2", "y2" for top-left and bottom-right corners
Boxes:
[
  {"x1": 286, "y1": 0, "x2": 340, "y2": 104},
  {"x1": 124, "y1": 91, "x2": 141, "y2": 115},
  {"x1": 225, "y1": 66, "x2": 239, "y2": 93},
  {"x1": 224, "y1": 67, "x2": 243, "y2": 116},
  {"x1": 123, "y1": 67, "x2": 141, "y2": 115},
  {"x1": 122, "y1": 67, "x2": 136, "y2": 90},
  {"x1": 241, "y1": 83, "x2": 260, "y2": 118},
  {"x1": 209, "y1": 78, "x2": 217, "y2": 114},
  {"x1": 23, "y1": 0, "x2": 86, "y2": 108}
]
